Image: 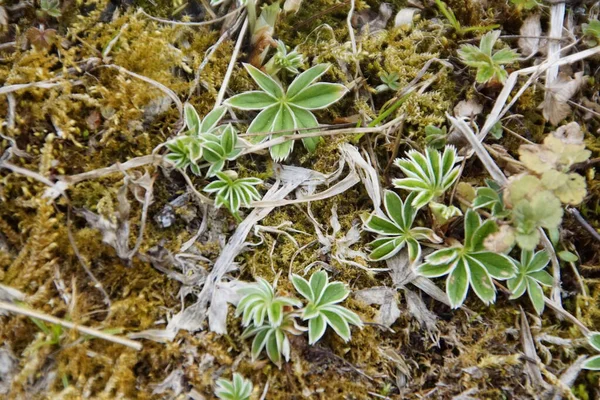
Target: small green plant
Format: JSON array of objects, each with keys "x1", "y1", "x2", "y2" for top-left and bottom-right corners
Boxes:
[
  {"x1": 376, "y1": 71, "x2": 400, "y2": 93},
  {"x1": 38, "y1": 0, "x2": 61, "y2": 18},
  {"x1": 583, "y1": 332, "x2": 600, "y2": 370},
  {"x1": 165, "y1": 104, "x2": 229, "y2": 175},
  {"x1": 215, "y1": 373, "x2": 253, "y2": 400},
  {"x1": 236, "y1": 278, "x2": 302, "y2": 327},
  {"x1": 203, "y1": 171, "x2": 262, "y2": 220},
  {"x1": 241, "y1": 311, "x2": 304, "y2": 366},
  {"x1": 224, "y1": 63, "x2": 348, "y2": 161},
  {"x1": 583, "y1": 19, "x2": 600, "y2": 46},
  {"x1": 393, "y1": 146, "x2": 461, "y2": 209},
  {"x1": 264, "y1": 40, "x2": 303, "y2": 77},
  {"x1": 434, "y1": 0, "x2": 498, "y2": 35},
  {"x1": 363, "y1": 191, "x2": 441, "y2": 262},
  {"x1": 416, "y1": 209, "x2": 516, "y2": 308},
  {"x1": 291, "y1": 271, "x2": 362, "y2": 344},
  {"x1": 201, "y1": 124, "x2": 243, "y2": 177},
  {"x1": 457, "y1": 31, "x2": 519, "y2": 84},
  {"x1": 507, "y1": 249, "x2": 552, "y2": 314},
  {"x1": 424, "y1": 125, "x2": 447, "y2": 150},
  {"x1": 472, "y1": 179, "x2": 510, "y2": 218}
]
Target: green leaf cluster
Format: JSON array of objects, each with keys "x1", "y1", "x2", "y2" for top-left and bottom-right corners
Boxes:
[
  {"x1": 424, "y1": 125, "x2": 447, "y2": 149},
  {"x1": 291, "y1": 271, "x2": 363, "y2": 344},
  {"x1": 583, "y1": 19, "x2": 600, "y2": 46},
  {"x1": 225, "y1": 63, "x2": 348, "y2": 161},
  {"x1": 39, "y1": 0, "x2": 62, "y2": 18},
  {"x1": 237, "y1": 271, "x2": 361, "y2": 366},
  {"x1": 457, "y1": 31, "x2": 519, "y2": 84},
  {"x1": 215, "y1": 373, "x2": 253, "y2": 400},
  {"x1": 264, "y1": 40, "x2": 304, "y2": 77},
  {"x1": 166, "y1": 104, "x2": 241, "y2": 177},
  {"x1": 507, "y1": 250, "x2": 552, "y2": 314},
  {"x1": 204, "y1": 171, "x2": 262, "y2": 217},
  {"x1": 376, "y1": 71, "x2": 400, "y2": 93},
  {"x1": 363, "y1": 191, "x2": 441, "y2": 262},
  {"x1": 416, "y1": 210, "x2": 516, "y2": 308},
  {"x1": 393, "y1": 146, "x2": 461, "y2": 209}
]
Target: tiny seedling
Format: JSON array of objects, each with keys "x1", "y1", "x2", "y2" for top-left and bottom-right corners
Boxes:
[
  {"x1": 201, "y1": 124, "x2": 243, "y2": 177},
  {"x1": 376, "y1": 71, "x2": 400, "y2": 93},
  {"x1": 416, "y1": 209, "x2": 516, "y2": 308},
  {"x1": 264, "y1": 40, "x2": 304, "y2": 77},
  {"x1": 236, "y1": 278, "x2": 302, "y2": 327},
  {"x1": 472, "y1": 179, "x2": 510, "y2": 218},
  {"x1": 424, "y1": 125, "x2": 447, "y2": 149},
  {"x1": 225, "y1": 63, "x2": 348, "y2": 161},
  {"x1": 215, "y1": 373, "x2": 253, "y2": 400},
  {"x1": 165, "y1": 103, "x2": 229, "y2": 175},
  {"x1": 363, "y1": 190, "x2": 441, "y2": 262},
  {"x1": 507, "y1": 249, "x2": 552, "y2": 314},
  {"x1": 38, "y1": 0, "x2": 62, "y2": 18},
  {"x1": 393, "y1": 146, "x2": 461, "y2": 209},
  {"x1": 203, "y1": 171, "x2": 262, "y2": 220},
  {"x1": 291, "y1": 270, "x2": 362, "y2": 344},
  {"x1": 458, "y1": 30, "x2": 519, "y2": 84}
]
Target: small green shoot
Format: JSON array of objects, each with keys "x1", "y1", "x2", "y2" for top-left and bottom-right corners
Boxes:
[
  {"x1": 458, "y1": 31, "x2": 519, "y2": 84},
  {"x1": 203, "y1": 171, "x2": 262, "y2": 220},
  {"x1": 507, "y1": 249, "x2": 552, "y2": 314},
  {"x1": 291, "y1": 271, "x2": 362, "y2": 344},
  {"x1": 376, "y1": 71, "x2": 400, "y2": 93},
  {"x1": 393, "y1": 146, "x2": 461, "y2": 209},
  {"x1": 363, "y1": 191, "x2": 441, "y2": 262},
  {"x1": 236, "y1": 278, "x2": 302, "y2": 327},
  {"x1": 215, "y1": 373, "x2": 253, "y2": 400},
  {"x1": 264, "y1": 40, "x2": 303, "y2": 77}
]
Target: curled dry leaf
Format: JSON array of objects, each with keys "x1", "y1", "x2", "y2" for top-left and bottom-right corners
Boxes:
[
  {"x1": 354, "y1": 287, "x2": 400, "y2": 327},
  {"x1": 518, "y1": 13, "x2": 542, "y2": 57},
  {"x1": 539, "y1": 72, "x2": 585, "y2": 126},
  {"x1": 453, "y1": 99, "x2": 483, "y2": 119}
]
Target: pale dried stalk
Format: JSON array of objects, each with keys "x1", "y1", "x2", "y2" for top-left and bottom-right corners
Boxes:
[
  {"x1": 215, "y1": 17, "x2": 249, "y2": 106},
  {"x1": 0, "y1": 301, "x2": 142, "y2": 350}
]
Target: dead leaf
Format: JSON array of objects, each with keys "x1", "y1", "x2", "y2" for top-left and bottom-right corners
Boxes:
[
  {"x1": 539, "y1": 72, "x2": 585, "y2": 125},
  {"x1": 26, "y1": 27, "x2": 57, "y2": 50},
  {"x1": 454, "y1": 99, "x2": 483, "y2": 119},
  {"x1": 518, "y1": 13, "x2": 542, "y2": 57},
  {"x1": 283, "y1": 0, "x2": 303, "y2": 14},
  {"x1": 483, "y1": 225, "x2": 516, "y2": 253},
  {"x1": 354, "y1": 287, "x2": 400, "y2": 327},
  {"x1": 353, "y1": 3, "x2": 392, "y2": 34}
]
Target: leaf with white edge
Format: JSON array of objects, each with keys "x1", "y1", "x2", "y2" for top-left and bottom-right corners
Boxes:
[
  {"x1": 588, "y1": 332, "x2": 600, "y2": 352},
  {"x1": 287, "y1": 63, "x2": 330, "y2": 98},
  {"x1": 247, "y1": 105, "x2": 279, "y2": 140},
  {"x1": 290, "y1": 105, "x2": 320, "y2": 152},
  {"x1": 243, "y1": 63, "x2": 284, "y2": 98},
  {"x1": 308, "y1": 314, "x2": 327, "y2": 344},
  {"x1": 200, "y1": 106, "x2": 227, "y2": 133},
  {"x1": 289, "y1": 82, "x2": 348, "y2": 110},
  {"x1": 447, "y1": 259, "x2": 470, "y2": 308},
  {"x1": 526, "y1": 278, "x2": 545, "y2": 314},
  {"x1": 225, "y1": 91, "x2": 279, "y2": 110},
  {"x1": 184, "y1": 103, "x2": 201, "y2": 134},
  {"x1": 291, "y1": 274, "x2": 313, "y2": 302},
  {"x1": 583, "y1": 355, "x2": 600, "y2": 370},
  {"x1": 469, "y1": 260, "x2": 496, "y2": 305},
  {"x1": 416, "y1": 261, "x2": 455, "y2": 278}
]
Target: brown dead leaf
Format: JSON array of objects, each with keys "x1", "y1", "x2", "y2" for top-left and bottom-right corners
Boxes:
[
  {"x1": 539, "y1": 72, "x2": 585, "y2": 126},
  {"x1": 518, "y1": 13, "x2": 542, "y2": 57}
]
